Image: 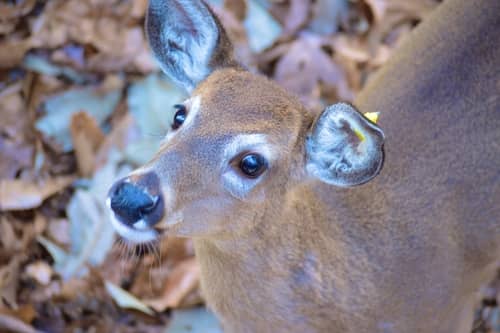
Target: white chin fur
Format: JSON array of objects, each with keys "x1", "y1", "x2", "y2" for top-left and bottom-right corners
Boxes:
[{"x1": 106, "y1": 198, "x2": 158, "y2": 244}]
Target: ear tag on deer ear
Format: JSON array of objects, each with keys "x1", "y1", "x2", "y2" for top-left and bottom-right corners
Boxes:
[
  {"x1": 363, "y1": 112, "x2": 379, "y2": 124},
  {"x1": 352, "y1": 112, "x2": 379, "y2": 142}
]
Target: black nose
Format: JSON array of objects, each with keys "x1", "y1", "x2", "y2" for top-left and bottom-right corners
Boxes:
[{"x1": 108, "y1": 174, "x2": 164, "y2": 228}]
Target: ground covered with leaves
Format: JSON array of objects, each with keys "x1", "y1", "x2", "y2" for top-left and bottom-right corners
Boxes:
[{"x1": 0, "y1": 0, "x2": 498, "y2": 332}]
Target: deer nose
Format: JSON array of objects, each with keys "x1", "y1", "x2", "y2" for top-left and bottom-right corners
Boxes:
[{"x1": 108, "y1": 173, "x2": 164, "y2": 228}]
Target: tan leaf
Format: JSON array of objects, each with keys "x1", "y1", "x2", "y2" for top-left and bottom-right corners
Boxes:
[
  {"x1": 94, "y1": 114, "x2": 140, "y2": 170},
  {"x1": 105, "y1": 281, "x2": 155, "y2": 316},
  {"x1": 0, "y1": 304, "x2": 37, "y2": 326},
  {"x1": 25, "y1": 261, "x2": 53, "y2": 286},
  {"x1": 70, "y1": 111, "x2": 105, "y2": 177},
  {"x1": 144, "y1": 257, "x2": 200, "y2": 311},
  {"x1": 274, "y1": 35, "x2": 353, "y2": 109},
  {"x1": 0, "y1": 39, "x2": 32, "y2": 69},
  {"x1": 224, "y1": 0, "x2": 247, "y2": 21},
  {"x1": 0, "y1": 176, "x2": 74, "y2": 211},
  {"x1": 283, "y1": 0, "x2": 310, "y2": 36},
  {"x1": 0, "y1": 218, "x2": 17, "y2": 253},
  {"x1": 331, "y1": 35, "x2": 391, "y2": 67},
  {"x1": 0, "y1": 313, "x2": 41, "y2": 333},
  {"x1": 364, "y1": 0, "x2": 388, "y2": 24},
  {"x1": 0, "y1": 256, "x2": 20, "y2": 309},
  {"x1": 0, "y1": 0, "x2": 36, "y2": 21}
]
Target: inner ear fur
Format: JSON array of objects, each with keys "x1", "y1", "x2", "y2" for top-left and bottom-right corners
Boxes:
[
  {"x1": 146, "y1": 0, "x2": 238, "y2": 92},
  {"x1": 306, "y1": 103, "x2": 385, "y2": 187}
]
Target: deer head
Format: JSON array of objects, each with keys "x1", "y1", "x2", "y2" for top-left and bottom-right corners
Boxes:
[{"x1": 107, "y1": 0, "x2": 384, "y2": 243}]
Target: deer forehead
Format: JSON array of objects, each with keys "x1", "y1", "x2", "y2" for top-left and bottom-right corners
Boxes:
[
  {"x1": 169, "y1": 69, "x2": 309, "y2": 156},
  {"x1": 194, "y1": 69, "x2": 307, "y2": 128}
]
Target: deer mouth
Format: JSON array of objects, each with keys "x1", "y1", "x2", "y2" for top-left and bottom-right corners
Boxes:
[{"x1": 106, "y1": 197, "x2": 159, "y2": 243}]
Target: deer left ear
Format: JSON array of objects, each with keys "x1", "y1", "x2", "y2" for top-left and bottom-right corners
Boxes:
[
  {"x1": 146, "y1": 0, "x2": 238, "y2": 92},
  {"x1": 305, "y1": 103, "x2": 385, "y2": 187}
]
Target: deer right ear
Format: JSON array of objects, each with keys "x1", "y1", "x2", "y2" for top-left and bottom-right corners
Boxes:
[
  {"x1": 305, "y1": 103, "x2": 385, "y2": 187},
  {"x1": 146, "y1": 0, "x2": 238, "y2": 92}
]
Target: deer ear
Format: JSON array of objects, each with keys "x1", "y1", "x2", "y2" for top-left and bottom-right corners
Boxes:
[
  {"x1": 146, "y1": 0, "x2": 238, "y2": 92},
  {"x1": 305, "y1": 103, "x2": 385, "y2": 187}
]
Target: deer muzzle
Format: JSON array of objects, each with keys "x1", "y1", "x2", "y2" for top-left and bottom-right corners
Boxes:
[{"x1": 108, "y1": 171, "x2": 165, "y2": 231}]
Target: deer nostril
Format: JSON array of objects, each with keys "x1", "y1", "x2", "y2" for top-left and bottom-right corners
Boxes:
[{"x1": 109, "y1": 180, "x2": 164, "y2": 228}]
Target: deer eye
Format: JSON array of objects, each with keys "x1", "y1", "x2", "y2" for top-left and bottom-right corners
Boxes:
[
  {"x1": 172, "y1": 104, "x2": 187, "y2": 130},
  {"x1": 239, "y1": 153, "x2": 267, "y2": 178}
]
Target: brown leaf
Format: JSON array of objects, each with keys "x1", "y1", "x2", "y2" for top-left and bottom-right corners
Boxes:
[
  {"x1": 27, "y1": 0, "x2": 154, "y2": 73},
  {"x1": 0, "y1": 218, "x2": 17, "y2": 253},
  {"x1": 331, "y1": 34, "x2": 390, "y2": 66},
  {"x1": 0, "y1": 176, "x2": 74, "y2": 211},
  {"x1": 0, "y1": 38, "x2": 32, "y2": 69},
  {"x1": 70, "y1": 111, "x2": 105, "y2": 177},
  {"x1": 144, "y1": 258, "x2": 200, "y2": 311},
  {"x1": 94, "y1": 113, "x2": 140, "y2": 170},
  {"x1": 224, "y1": 0, "x2": 247, "y2": 22},
  {"x1": 25, "y1": 261, "x2": 53, "y2": 286},
  {"x1": 212, "y1": 5, "x2": 254, "y2": 70},
  {"x1": 274, "y1": 35, "x2": 353, "y2": 109},
  {"x1": 0, "y1": 313, "x2": 41, "y2": 333},
  {"x1": 46, "y1": 218, "x2": 71, "y2": 247},
  {"x1": 0, "y1": 256, "x2": 21, "y2": 309},
  {"x1": 0, "y1": 304, "x2": 37, "y2": 326},
  {"x1": 283, "y1": 0, "x2": 310, "y2": 36},
  {"x1": 363, "y1": 0, "x2": 387, "y2": 24},
  {"x1": 0, "y1": 0, "x2": 36, "y2": 20}
]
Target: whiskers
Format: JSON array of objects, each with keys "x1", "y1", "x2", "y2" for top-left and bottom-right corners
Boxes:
[{"x1": 111, "y1": 236, "x2": 165, "y2": 295}]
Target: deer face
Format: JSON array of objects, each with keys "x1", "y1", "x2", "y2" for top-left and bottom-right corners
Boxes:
[{"x1": 107, "y1": 0, "x2": 384, "y2": 243}]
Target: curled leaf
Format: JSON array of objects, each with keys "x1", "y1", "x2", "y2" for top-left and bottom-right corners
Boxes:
[
  {"x1": 105, "y1": 281, "x2": 154, "y2": 316},
  {"x1": 0, "y1": 176, "x2": 74, "y2": 211}
]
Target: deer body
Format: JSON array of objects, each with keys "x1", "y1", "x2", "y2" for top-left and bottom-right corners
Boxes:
[{"x1": 107, "y1": 0, "x2": 500, "y2": 332}]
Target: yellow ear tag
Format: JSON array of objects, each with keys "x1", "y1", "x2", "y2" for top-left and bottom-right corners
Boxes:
[
  {"x1": 353, "y1": 128, "x2": 366, "y2": 142},
  {"x1": 363, "y1": 112, "x2": 379, "y2": 124},
  {"x1": 353, "y1": 112, "x2": 379, "y2": 142}
]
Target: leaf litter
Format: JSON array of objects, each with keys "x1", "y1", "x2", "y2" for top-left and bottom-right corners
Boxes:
[{"x1": 0, "y1": 0, "x2": 497, "y2": 332}]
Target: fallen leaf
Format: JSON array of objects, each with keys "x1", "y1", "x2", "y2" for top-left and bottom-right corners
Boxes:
[
  {"x1": 0, "y1": 39, "x2": 32, "y2": 69},
  {"x1": 274, "y1": 34, "x2": 353, "y2": 109},
  {"x1": 36, "y1": 236, "x2": 70, "y2": 274},
  {"x1": 105, "y1": 281, "x2": 154, "y2": 316},
  {"x1": 25, "y1": 261, "x2": 53, "y2": 286},
  {"x1": 0, "y1": 0, "x2": 36, "y2": 21},
  {"x1": 244, "y1": 0, "x2": 282, "y2": 52},
  {"x1": 0, "y1": 256, "x2": 21, "y2": 309},
  {"x1": 23, "y1": 54, "x2": 92, "y2": 85},
  {"x1": 70, "y1": 111, "x2": 105, "y2": 177},
  {"x1": 45, "y1": 219, "x2": 71, "y2": 247},
  {"x1": 0, "y1": 89, "x2": 34, "y2": 180},
  {"x1": 0, "y1": 313, "x2": 42, "y2": 333},
  {"x1": 308, "y1": 0, "x2": 348, "y2": 35},
  {"x1": 0, "y1": 218, "x2": 17, "y2": 253},
  {"x1": 331, "y1": 34, "x2": 391, "y2": 66},
  {"x1": 282, "y1": 0, "x2": 310, "y2": 36},
  {"x1": 125, "y1": 73, "x2": 185, "y2": 165},
  {"x1": 363, "y1": 0, "x2": 387, "y2": 24},
  {"x1": 145, "y1": 258, "x2": 200, "y2": 311},
  {"x1": 224, "y1": 0, "x2": 247, "y2": 21},
  {"x1": 0, "y1": 304, "x2": 37, "y2": 326},
  {"x1": 166, "y1": 307, "x2": 222, "y2": 333},
  {"x1": 35, "y1": 85, "x2": 121, "y2": 152},
  {"x1": 94, "y1": 114, "x2": 140, "y2": 170},
  {"x1": 0, "y1": 176, "x2": 74, "y2": 211}
]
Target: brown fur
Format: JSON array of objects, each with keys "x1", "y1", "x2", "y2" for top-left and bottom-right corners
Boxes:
[{"x1": 117, "y1": 0, "x2": 499, "y2": 331}]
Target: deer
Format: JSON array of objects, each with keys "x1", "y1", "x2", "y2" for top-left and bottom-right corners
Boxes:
[{"x1": 106, "y1": 0, "x2": 500, "y2": 331}]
